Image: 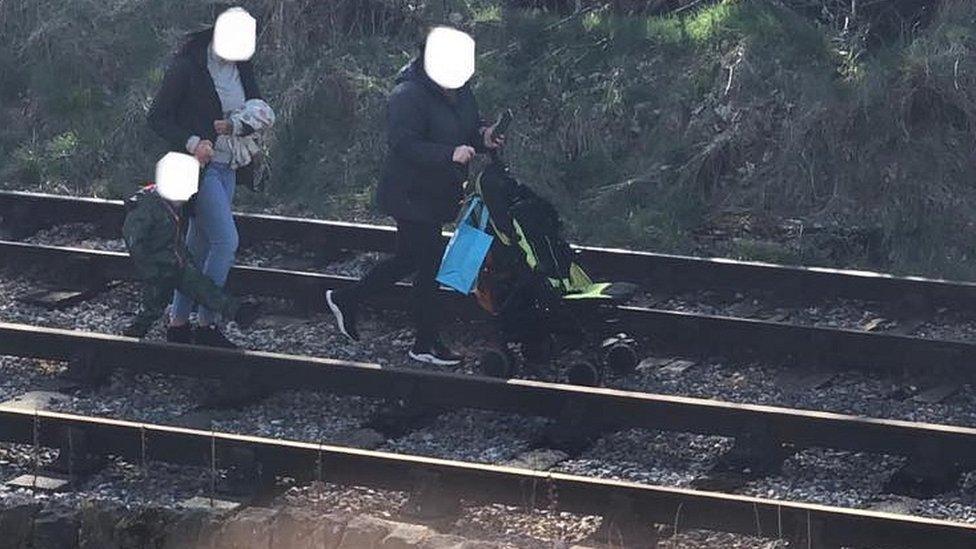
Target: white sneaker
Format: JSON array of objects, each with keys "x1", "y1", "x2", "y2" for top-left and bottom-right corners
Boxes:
[{"x1": 409, "y1": 340, "x2": 463, "y2": 366}]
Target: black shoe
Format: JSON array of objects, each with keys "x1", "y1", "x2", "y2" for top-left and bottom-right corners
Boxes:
[
  {"x1": 326, "y1": 290, "x2": 360, "y2": 342},
  {"x1": 233, "y1": 300, "x2": 263, "y2": 330},
  {"x1": 166, "y1": 324, "x2": 193, "y2": 345},
  {"x1": 193, "y1": 325, "x2": 238, "y2": 349},
  {"x1": 409, "y1": 339, "x2": 463, "y2": 366}
]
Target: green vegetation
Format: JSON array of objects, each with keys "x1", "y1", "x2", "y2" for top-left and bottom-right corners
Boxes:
[{"x1": 2, "y1": 0, "x2": 976, "y2": 279}]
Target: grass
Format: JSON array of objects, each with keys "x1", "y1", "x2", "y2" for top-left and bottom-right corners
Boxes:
[{"x1": 2, "y1": 0, "x2": 976, "y2": 280}]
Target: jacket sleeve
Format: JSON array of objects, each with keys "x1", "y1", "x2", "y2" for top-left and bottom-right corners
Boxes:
[
  {"x1": 147, "y1": 59, "x2": 193, "y2": 151},
  {"x1": 387, "y1": 85, "x2": 455, "y2": 168}
]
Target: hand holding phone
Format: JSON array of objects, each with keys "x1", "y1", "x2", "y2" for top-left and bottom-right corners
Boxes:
[{"x1": 484, "y1": 109, "x2": 513, "y2": 150}]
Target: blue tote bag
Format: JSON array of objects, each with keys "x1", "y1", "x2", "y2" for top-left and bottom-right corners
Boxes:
[{"x1": 437, "y1": 196, "x2": 494, "y2": 294}]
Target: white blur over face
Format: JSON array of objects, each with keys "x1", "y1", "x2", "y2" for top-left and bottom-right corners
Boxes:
[
  {"x1": 155, "y1": 152, "x2": 200, "y2": 203},
  {"x1": 213, "y1": 7, "x2": 256, "y2": 62},
  {"x1": 424, "y1": 27, "x2": 475, "y2": 90}
]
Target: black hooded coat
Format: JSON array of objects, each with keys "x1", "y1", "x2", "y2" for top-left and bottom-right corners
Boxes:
[
  {"x1": 147, "y1": 29, "x2": 263, "y2": 189},
  {"x1": 376, "y1": 58, "x2": 486, "y2": 224}
]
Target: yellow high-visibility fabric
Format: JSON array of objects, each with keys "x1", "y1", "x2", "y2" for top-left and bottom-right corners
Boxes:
[
  {"x1": 562, "y1": 282, "x2": 615, "y2": 300},
  {"x1": 512, "y1": 219, "x2": 539, "y2": 270}
]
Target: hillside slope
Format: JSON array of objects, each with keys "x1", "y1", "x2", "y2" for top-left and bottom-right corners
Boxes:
[{"x1": 1, "y1": 0, "x2": 975, "y2": 278}]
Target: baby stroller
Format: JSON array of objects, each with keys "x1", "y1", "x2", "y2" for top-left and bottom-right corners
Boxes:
[{"x1": 467, "y1": 119, "x2": 640, "y2": 385}]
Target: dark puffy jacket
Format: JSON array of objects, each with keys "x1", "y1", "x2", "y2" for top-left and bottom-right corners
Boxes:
[
  {"x1": 376, "y1": 58, "x2": 486, "y2": 223},
  {"x1": 122, "y1": 186, "x2": 190, "y2": 271},
  {"x1": 147, "y1": 29, "x2": 262, "y2": 189}
]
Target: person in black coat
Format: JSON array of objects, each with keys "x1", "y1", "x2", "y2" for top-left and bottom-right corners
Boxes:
[
  {"x1": 146, "y1": 7, "x2": 263, "y2": 348},
  {"x1": 148, "y1": 27, "x2": 262, "y2": 190},
  {"x1": 327, "y1": 27, "x2": 504, "y2": 366}
]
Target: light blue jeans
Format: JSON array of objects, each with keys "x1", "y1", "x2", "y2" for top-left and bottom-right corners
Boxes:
[{"x1": 171, "y1": 162, "x2": 239, "y2": 325}]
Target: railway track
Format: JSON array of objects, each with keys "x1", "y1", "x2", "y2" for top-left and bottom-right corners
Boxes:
[
  {"x1": 3, "y1": 191, "x2": 976, "y2": 545},
  {"x1": 1, "y1": 321, "x2": 974, "y2": 498},
  {"x1": 3, "y1": 239, "x2": 975, "y2": 381},
  {"x1": 2, "y1": 405, "x2": 974, "y2": 548},
  {"x1": 4, "y1": 189, "x2": 976, "y2": 308}
]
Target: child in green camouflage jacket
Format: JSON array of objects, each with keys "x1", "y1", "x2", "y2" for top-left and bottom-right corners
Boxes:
[{"x1": 121, "y1": 183, "x2": 257, "y2": 344}]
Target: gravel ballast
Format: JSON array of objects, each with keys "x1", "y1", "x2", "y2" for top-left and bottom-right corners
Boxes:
[
  {"x1": 1, "y1": 224, "x2": 976, "y2": 543},
  {"x1": 21, "y1": 221, "x2": 976, "y2": 343},
  {"x1": 3, "y1": 261, "x2": 976, "y2": 527}
]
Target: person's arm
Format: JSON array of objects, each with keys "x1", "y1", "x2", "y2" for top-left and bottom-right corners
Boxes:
[
  {"x1": 388, "y1": 86, "x2": 456, "y2": 167},
  {"x1": 213, "y1": 64, "x2": 263, "y2": 140},
  {"x1": 147, "y1": 58, "x2": 197, "y2": 151}
]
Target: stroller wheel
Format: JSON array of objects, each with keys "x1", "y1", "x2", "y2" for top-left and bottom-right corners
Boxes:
[
  {"x1": 522, "y1": 333, "x2": 555, "y2": 364},
  {"x1": 604, "y1": 342, "x2": 638, "y2": 374},
  {"x1": 480, "y1": 348, "x2": 515, "y2": 378},
  {"x1": 567, "y1": 361, "x2": 600, "y2": 387}
]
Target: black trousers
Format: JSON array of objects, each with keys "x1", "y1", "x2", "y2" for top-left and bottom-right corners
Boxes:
[{"x1": 349, "y1": 219, "x2": 445, "y2": 345}]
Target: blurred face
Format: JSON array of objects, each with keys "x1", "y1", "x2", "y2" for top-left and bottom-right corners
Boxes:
[
  {"x1": 424, "y1": 27, "x2": 476, "y2": 90},
  {"x1": 155, "y1": 152, "x2": 200, "y2": 203},
  {"x1": 213, "y1": 7, "x2": 256, "y2": 62}
]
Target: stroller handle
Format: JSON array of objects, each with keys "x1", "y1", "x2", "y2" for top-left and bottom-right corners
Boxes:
[
  {"x1": 494, "y1": 109, "x2": 514, "y2": 137},
  {"x1": 488, "y1": 109, "x2": 514, "y2": 167},
  {"x1": 453, "y1": 109, "x2": 514, "y2": 179}
]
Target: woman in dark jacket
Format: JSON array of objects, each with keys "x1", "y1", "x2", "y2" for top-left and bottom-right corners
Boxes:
[
  {"x1": 327, "y1": 27, "x2": 503, "y2": 366},
  {"x1": 147, "y1": 8, "x2": 262, "y2": 348}
]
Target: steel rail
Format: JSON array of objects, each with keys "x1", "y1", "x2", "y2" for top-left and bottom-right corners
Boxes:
[
  {"x1": 2, "y1": 189, "x2": 975, "y2": 307},
  {"x1": 2, "y1": 240, "x2": 974, "y2": 378},
  {"x1": 0, "y1": 406, "x2": 973, "y2": 548},
  {"x1": 2, "y1": 321, "x2": 976, "y2": 466}
]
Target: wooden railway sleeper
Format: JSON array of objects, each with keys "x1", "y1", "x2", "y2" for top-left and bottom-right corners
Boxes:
[
  {"x1": 29, "y1": 254, "x2": 111, "y2": 291},
  {"x1": 215, "y1": 446, "x2": 274, "y2": 500},
  {"x1": 364, "y1": 381, "x2": 445, "y2": 438},
  {"x1": 786, "y1": 513, "x2": 832, "y2": 549},
  {"x1": 885, "y1": 438, "x2": 968, "y2": 498},
  {"x1": 44, "y1": 426, "x2": 107, "y2": 480},
  {"x1": 802, "y1": 331, "x2": 840, "y2": 368},
  {"x1": 299, "y1": 232, "x2": 350, "y2": 264},
  {"x1": 540, "y1": 399, "x2": 606, "y2": 455},
  {"x1": 63, "y1": 348, "x2": 114, "y2": 388},
  {"x1": 289, "y1": 278, "x2": 325, "y2": 317},
  {"x1": 703, "y1": 419, "x2": 789, "y2": 488},
  {"x1": 201, "y1": 369, "x2": 271, "y2": 409},
  {"x1": 400, "y1": 469, "x2": 461, "y2": 523},
  {"x1": 588, "y1": 493, "x2": 662, "y2": 548}
]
